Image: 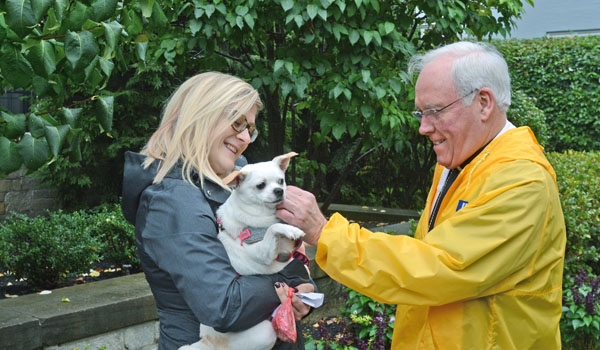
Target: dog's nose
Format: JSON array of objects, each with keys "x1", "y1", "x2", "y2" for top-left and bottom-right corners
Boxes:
[{"x1": 273, "y1": 188, "x2": 284, "y2": 199}]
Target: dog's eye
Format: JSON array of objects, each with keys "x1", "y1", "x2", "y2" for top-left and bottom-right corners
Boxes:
[
  {"x1": 256, "y1": 182, "x2": 266, "y2": 190},
  {"x1": 278, "y1": 179, "x2": 284, "y2": 185}
]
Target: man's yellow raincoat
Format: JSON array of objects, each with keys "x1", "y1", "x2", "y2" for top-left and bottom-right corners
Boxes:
[{"x1": 316, "y1": 127, "x2": 566, "y2": 349}]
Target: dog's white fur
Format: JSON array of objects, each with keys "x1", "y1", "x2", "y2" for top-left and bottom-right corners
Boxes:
[{"x1": 179, "y1": 152, "x2": 304, "y2": 350}]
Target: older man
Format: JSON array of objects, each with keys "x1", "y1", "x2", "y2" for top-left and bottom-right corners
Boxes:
[{"x1": 277, "y1": 41, "x2": 566, "y2": 349}]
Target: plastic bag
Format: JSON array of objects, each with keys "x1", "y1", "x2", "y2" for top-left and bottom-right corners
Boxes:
[{"x1": 272, "y1": 287, "x2": 297, "y2": 343}]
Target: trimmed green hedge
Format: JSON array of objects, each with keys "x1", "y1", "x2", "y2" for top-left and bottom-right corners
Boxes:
[
  {"x1": 548, "y1": 151, "x2": 600, "y2": 349},
  {"x1": 497, "y1": 36, "x2": 600, "y2": 152},
  {"x1": 0, "y1": 203, "x2": 136, "y2": 290}
]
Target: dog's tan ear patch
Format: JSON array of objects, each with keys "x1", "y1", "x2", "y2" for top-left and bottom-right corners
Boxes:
[
  {"x1": 274, "y1": 152, "x2": 298, "y2": 171},
  {"x1": 223, "y1": 170, "x2": 246, "y2": 188}
]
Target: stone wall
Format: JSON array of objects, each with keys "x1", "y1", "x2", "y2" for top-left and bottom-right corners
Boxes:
[
  {"x1": 0, "y1": 168, "x2": 59, "y2": 221},
  {"x1": 0, "y1": 273, "x2": 158, "y2": 350}
]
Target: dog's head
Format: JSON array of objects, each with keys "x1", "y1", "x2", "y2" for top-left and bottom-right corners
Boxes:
[{"x1": 223, "y1": 152, "x2": 297, "y2": 209}]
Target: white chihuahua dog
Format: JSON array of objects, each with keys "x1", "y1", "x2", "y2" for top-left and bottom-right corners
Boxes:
[{"x1": 180, "y1": 152, "x2": 305, "y2": 350}]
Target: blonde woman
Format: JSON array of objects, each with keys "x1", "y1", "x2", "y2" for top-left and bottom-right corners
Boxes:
[{"x1": 122, "y1": 72, "x2": 313, "y2": 349}]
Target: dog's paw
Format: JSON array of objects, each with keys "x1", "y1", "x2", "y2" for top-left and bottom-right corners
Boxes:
[{"x1": 269, "y1": 222, "x2": 305, "y2": 240}]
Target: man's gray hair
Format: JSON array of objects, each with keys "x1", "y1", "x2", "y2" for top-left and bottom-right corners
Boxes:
[{"x1": 408, "y1": 41, "x2": 512, "y2": 112}]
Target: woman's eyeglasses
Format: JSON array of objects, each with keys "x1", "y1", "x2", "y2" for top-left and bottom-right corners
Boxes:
[{"x1": 231, "y1": 117, "x2": 258, "y2": 142}]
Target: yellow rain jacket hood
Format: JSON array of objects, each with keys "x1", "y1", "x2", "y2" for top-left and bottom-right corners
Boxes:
[{"x1": 315, "y1": 127, "x2": 566, "y2": 349}]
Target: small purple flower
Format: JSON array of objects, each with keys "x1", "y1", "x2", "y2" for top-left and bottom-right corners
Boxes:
[
  {"x1": 575, "y1": 269, "x2": 589, "y2": 287},
  {"x1": 573, "y1": 288, "x2": 584, "y2": 305}
]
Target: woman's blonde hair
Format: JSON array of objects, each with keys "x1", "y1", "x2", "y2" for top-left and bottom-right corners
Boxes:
[{"x1": 141, "y1": 72, "x2": 263, "y2": 188}]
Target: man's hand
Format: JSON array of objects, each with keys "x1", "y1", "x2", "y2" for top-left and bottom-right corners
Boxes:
[{"x1": 276, "y1": 186, "x2": 328, "y2": 246}]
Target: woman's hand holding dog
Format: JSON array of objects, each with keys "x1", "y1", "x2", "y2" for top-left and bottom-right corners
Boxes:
[{"x1": 276, "y1": 186, "x2": 328, "y2": 247}]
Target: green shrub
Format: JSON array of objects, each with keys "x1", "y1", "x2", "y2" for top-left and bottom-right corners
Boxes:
[
  {"x1": 0, "y1": 203, "x2": 137, "y2": 291},
  {"x1": 0, "y1": 210, "x2": 105, "y2": 290},
  {"x1": 547, "y1": 150, "x2": 600, "y2": 349},
  {"x1": 507, "y1": 90, "x2": 550, "y2": 147},
  {"x1": 497, "y1": 36, "x2": 600, "y2": 152},
  {"x1": 548, "y1": 151, "x2": 600, "y2": 277},
  {"x1": 88, "y1": 203, "x2": 139, "y2": 268}
]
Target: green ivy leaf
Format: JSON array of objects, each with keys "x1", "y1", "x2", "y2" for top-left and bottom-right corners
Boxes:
[
  {"x1": 362, "y1": 30, "x2": 373, "y2": 46},
  {"x1": 29, "y1": 114, "x2": 51, "y2": 138},
  {"x1": 45, "y1": 125, "x2": 72, "y2": 157},
  {"x1": 280, "y1": 0, "x2": 294, "y2": 12},
  {"x1": 5, "y1": 0, "x2": 37, "y2": 37},
  {"x1": 65, "y1": 30, "x2": 100, "y2": 71},
  {"x1": 332, "y1": 123, "x2": 345, "y2": 140},
  {"x1": 349, "y1": 29, "x2": 359, "y2": 45},
  {"x1": 60, "y1": 108, "x2": 82, "y2": 128},
  {"x1": 1, "y1": 111, "x2": 26, "y2": 139},
  {"x1": 98, "y1": 57, "x2": 114, "y2": 79},
  {"x1": 135, "y1": 41, "x2": 148, "y2": 62},
  {"x1": 16, "y1": 133, "x2": 49, "y2": 171},
  {"x1": 26, "y1": 40, "x2": 57, "y2": 78},
  {"x1": 102, "y1": 21, "x2": 123, "y2": 53},
  {"x1": 0, "y1": 45, "x2": 34, "y2": 88},
  {"x1": 95, "y1": 96, "x2": 114, "y2": 131},
  {"x1": 274, "y1": 59, "x2": 285, "y2": 73},
  {"x1": 307, "y1": 4, "x2": 318, "y2": 19},
  {"x1": 244, "y1": 13, "x2": 255, "y2": 30},
  {"x1": 0, "y1": 137, "x2": 23, "y2": 175},
  {"x1": 90, "y1": 0, "x2": 118, "y2": 21}
]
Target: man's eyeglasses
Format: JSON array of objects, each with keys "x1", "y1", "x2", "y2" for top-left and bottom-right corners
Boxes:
[
  {"x1": 231, "y1": 116, "x2": 258, "y2": 142},
  {"x1": 412, "y1": 89, "x2": 479, "y2": 122}
]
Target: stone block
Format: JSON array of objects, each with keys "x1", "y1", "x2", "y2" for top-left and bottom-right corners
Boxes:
[
  {"x1": 10, "y1": 178, "x2": 24, "y2": 191},
  {"x1": 0, "y1": 309, "x2": 42, "y2": 350},
  {"x1": 6, "y1": 168, "x2": 26, "y2": 179},
  {"x1": 21, "y1": 176, "x2": 42, "y2": 189},
  {"x1": 5, "y1": 191, "x2": 32, "y2": 213},
  {"x1": 0, "y1": 274, "x2": 157, "y2": 348},
  {"x1": 0, "y1": 180, "x2": 12, "y2": 192},
  {"x1": 124, "y1": 321, "x2": 159, "y2": 349},
  {"x1": 45, "y1": 330, "x2": 123, "y2": 350}
]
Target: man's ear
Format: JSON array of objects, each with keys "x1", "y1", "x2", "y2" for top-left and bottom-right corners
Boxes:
[
  {"x1": 273, "y1": 152, "x2": 298, "y2": 171},
  {"x1": 222, "y1": 170, "x2": 246, "y2": 189},
  {"x1": 477, "y1": 88, "x2": 495, "y2": 121}
]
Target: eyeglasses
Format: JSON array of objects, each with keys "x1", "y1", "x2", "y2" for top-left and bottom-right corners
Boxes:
[
  {"x1": 412, "y1": 89, "x2": 479, "y2": 122},
  {"x1": 231, "y1": 116, "x2": 258, "y2": 142}
]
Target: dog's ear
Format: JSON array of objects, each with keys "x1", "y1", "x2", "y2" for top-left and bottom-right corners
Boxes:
[
  {"x1": 273, "y1": 152, "x2": 298, "y2": 171},
  {"x1": 222, "y1": 170, "x2": 247, "y2": 189}
]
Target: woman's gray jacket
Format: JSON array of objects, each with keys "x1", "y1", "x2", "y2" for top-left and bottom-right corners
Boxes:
[{"x1": 121, "y1": 151, "x2": 311, "y2": 349}]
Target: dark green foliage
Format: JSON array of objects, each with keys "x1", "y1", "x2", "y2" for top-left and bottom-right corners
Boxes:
[
  {"x1": 496, "y1": 36, "x2": 600, "y2": 152},
  {"x1": 548, "y1": 151, "x2": 600, "y2": 277},
  {"x1": 547, "y1": 151, "x2": 600, "y2": 349},
  {"x1": 0, "y1": 210, "x2": 105, "y2": 289},
  {"x1": 32, "y1": 67, "x2": 174, "y2": 209},
  {"x1": 508, "y1": 90, "x2": 550, "y2": 147},
  {"x1": 87, "y1": 203, "x2": 140, "y2": 268},
  {"x1": 0, "y1": 204, "x2": 136, "y2": 290}
]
